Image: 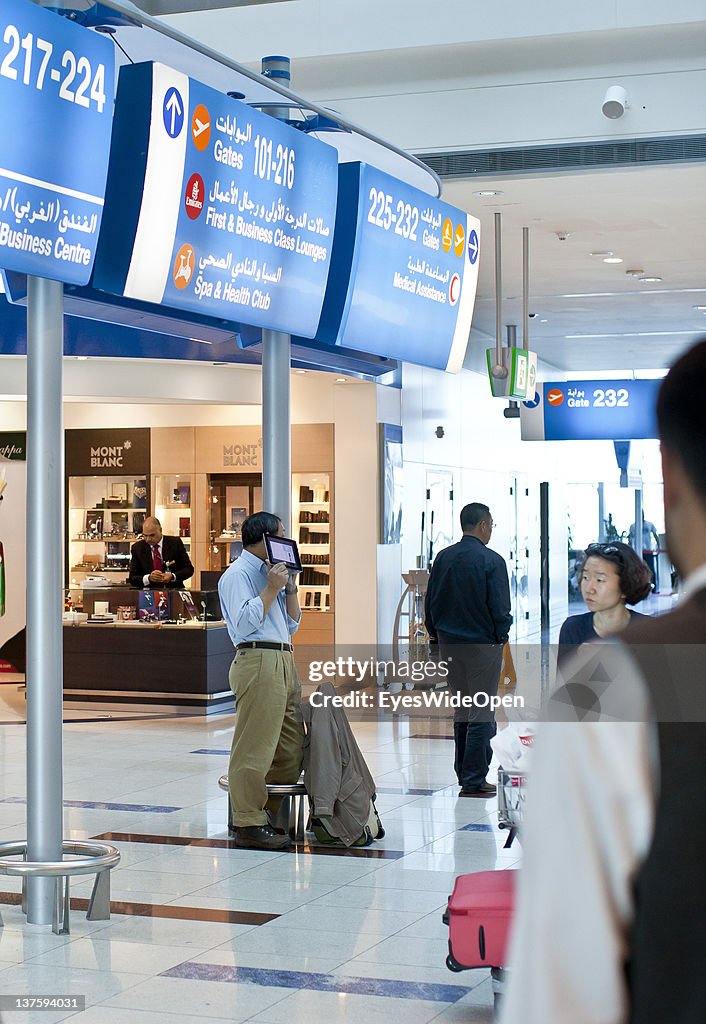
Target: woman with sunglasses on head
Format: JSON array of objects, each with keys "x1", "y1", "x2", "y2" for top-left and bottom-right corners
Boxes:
[{"x1": 557, "y1": 541, "x2": 653, "y2": 676}]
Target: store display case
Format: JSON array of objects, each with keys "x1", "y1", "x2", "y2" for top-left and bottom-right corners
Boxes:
[
  {"x1": 63, "y1": 587, "x2": 232, "y2": 713},
  {"x1": 207, "y1": 473, "x2": 262, "y2": 572},
  {"x1": 67, "y1": 474, "x2": 149, "y2": 590},
  {"x1": 292, "y1": 472, "x2": 332, "y2": 613},
  {"x1": 155, "y1": 474, "x2": 192, "y2": 545}
]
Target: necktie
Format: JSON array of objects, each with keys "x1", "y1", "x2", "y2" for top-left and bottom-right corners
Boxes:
[{"x1": 152, "y1": 545, "x2": 164, "y2": 572}]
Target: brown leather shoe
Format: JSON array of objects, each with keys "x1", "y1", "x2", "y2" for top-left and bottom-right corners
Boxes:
[
  {"x1": 233, "y1": 825, "x2": 290, "y2": 850},
  {"x1": 458, "y1": 783, "x2": 497, "y2": 798}
]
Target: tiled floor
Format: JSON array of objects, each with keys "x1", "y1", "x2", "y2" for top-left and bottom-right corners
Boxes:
[{"x1": 0, "y1": 687, "x2": 518, "y2": 1023}]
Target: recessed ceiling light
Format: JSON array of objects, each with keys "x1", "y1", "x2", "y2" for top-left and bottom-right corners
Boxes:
[
  {"x1": 335, "y1": 377, "x2": 347, "y2": 383},
  {"x1": 76, "y1": 356, "x2": 88, "y2": 361},
  {"x1": 540, "y1": 319, "x2": 548, "y2": 323},
  {"x1": 603, "y1": 257, "x2": 623, "y2": 264},
  {"x1": 473, "y1": 190, "x2": 504, "y2": 197},
  {"x1": 639, "y1": 276, "x2": 662, "y2": 283},
  {"x1": 625, "y1": 269, "x2": 644, "y2": 278},
  {"x1": 589, "y1": 251, "x2": 614, "y2": 257},
  {"x1": 693, "y1": 305, "x2": 706, "y2": 312},
  {"x1": 295, "y1": 369, "x2": 307, "y2": 374}
]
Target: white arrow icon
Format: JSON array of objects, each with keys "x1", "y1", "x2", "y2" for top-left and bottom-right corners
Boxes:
[
  {"x1": 468, "y1": 234, "x2": 479, "y2": 262},
  {"x1": 165, "y1": 92, "x2": 182, "y2": 136}
]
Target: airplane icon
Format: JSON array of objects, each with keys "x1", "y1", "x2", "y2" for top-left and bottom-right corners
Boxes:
[
  {"x1": 193, "y1": 117, "x2": 210, "y2": 138},
  {"x1": 455, "y1": 229, "x2": 464, "y2": 248}
]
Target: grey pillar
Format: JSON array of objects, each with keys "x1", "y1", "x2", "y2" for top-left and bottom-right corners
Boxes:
[
  {"x1": 261, "y1": 330, "x2": 292, "y2": 533},
  {"x1": 260, "y1": 56, "x2": 292, "y2": 532},
  {"x1": 633, "y1": 487, "x2": 643, "y2": 559},
  {"x1": 25, "y1": 277, "x2": 64, "y2": 923},
  {"x1": 598, "y1": 482, "x2": 606, "y2": 542}
]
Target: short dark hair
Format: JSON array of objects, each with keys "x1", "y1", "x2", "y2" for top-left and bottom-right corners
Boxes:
[
  {"x1": 581, "y1": 542, "x2": 653, "y2": 605},
  {"x1": 242, "y1": 511, "x2": 281, "y2": 548},
  {"x1": 460, "y1": 502, "x2": 491, "y2": 531},
  {"x1": 657, "y1": 338, "x2": 706, "y2": 504}
]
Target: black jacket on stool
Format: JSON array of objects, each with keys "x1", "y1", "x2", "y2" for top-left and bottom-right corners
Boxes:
[{"x1": 129, "y1": 536, "x2": 194, "y2": 588}]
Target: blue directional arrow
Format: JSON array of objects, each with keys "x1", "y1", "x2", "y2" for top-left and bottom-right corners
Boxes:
[
  {"x1": 163, "y1": 87, "x2": 184, "y2": 138},
  {"x1": 467, "y1": 228, "x2": 479, "y2": 265}
]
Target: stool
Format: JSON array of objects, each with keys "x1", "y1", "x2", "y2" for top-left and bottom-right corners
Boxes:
[{"x1": 218, "y1": 775, "x2": 308, "y2": 843}]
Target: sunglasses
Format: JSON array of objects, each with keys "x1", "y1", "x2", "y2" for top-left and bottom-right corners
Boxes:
[{"x1": 585, "y1": 543, "x2": 620, "y2": 556}]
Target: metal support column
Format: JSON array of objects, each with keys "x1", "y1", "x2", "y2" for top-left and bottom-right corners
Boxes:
[
  {"x1": 25, "y1": 276, "x2": 64, "y2": 923},
  {"x1": 261, "y1": 330, "x2": 292, "y2": 533},
  {"x1": 633, "y1": 487, "x2": 643, "y2": 559},
  {"x1": 260, "y1": 55, "x2": 292, "y2": 532},
  {"x1": 598, "y1": 482, "x2": 606, "y2": 542},
  {"x1": 539, "y1": 481, "x2": 550, "y2": 634}
]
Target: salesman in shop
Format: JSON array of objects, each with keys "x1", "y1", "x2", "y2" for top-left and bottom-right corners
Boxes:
[{"x1": 129, "y1": 516, "x2": 194, "y2": 589}]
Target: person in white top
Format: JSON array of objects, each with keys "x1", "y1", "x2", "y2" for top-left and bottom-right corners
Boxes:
[{"x1": 500, "y1": 339, "x2": 706, "y2": 1024}]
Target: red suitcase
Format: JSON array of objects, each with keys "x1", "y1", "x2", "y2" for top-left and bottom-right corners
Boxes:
[{"x1": 443, "y1": 869, "x2": 517, "y2": 972}]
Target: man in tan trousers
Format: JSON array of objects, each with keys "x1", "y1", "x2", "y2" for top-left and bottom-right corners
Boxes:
[{"x1": 218, "y1": 512, "x2": 304, "y2": 850}]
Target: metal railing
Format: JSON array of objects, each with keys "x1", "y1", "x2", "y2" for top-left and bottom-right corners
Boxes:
[{"x1": 0, "y1": 840, "x2": 121, "y2": 935}]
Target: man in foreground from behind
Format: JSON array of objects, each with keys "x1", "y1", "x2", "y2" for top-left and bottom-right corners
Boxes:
[
  {"x1": 425, "y1": 502, "x2": 512, "y2": 797},
  {"x1": 501, "y1": 341, "x2": 706, "y2": 1023}
]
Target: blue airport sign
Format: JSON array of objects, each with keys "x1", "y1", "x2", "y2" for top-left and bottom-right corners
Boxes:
[
  {"x1": 93, "y1": 62, "x2": 338, "y2": 338},
  {"x1": 520, "y1": 379, "x2": 660, "y2": 441},
  {"x1": 313, "y1": 163, "x2": 481, "y2": 373},
  {"x1": 0, "y1": 0, "x2": 114, "y2": 284}
]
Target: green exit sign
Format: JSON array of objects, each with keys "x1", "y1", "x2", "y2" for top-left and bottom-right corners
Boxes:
[{"x1": 486, "y1": 347, "x2": 537, "y2": 400}]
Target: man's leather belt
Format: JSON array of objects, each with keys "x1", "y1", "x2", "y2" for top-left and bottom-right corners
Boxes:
[{"x1": 236, "y1": 641, "x2": 293, "y2": 653}]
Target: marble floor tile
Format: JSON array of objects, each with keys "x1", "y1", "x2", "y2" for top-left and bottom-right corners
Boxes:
[
  {"x1": 264, "y1": 902, "x2": 424, "y2": 936},
  {"x1": 353, "y1": 934, "x2": 451, "y2": 968},
  {"x1": 229, "y1": 855, "x2": 385, "y2": 885},
  {"x1": 188, "y1": 946, "x2": 347, "y2": 974},
  {"x1": 189, "y1": 877, "x2": 340, "y2": 904},
  {"x1": 86, "y1": 914, "x2": 254, "y2": 949},
  {"x1": 332, "y1": 957, "x2": 480, "y2": 989},
  {"x1": 308, "y1": 885, "x2": 448, "y2": 914},
  {"x1": 0, "y1": 961, "x2": 146, "y2": 1005},
  {"x1": 101, "y1": 974, "x2": 293, "y2": 1021},
  {"x1": 248, "y1": 987, "x2": 455, "y2": 1024},
  {"x1": 165, "y1": 894, "x2": 304, "y2": 916},
  {"x1": 0, "y1": 700, "x2": 532, "y2": 1023},
  {"x1": 349, "y1": 865, "x2": 460, "y2": 892},
  {"x1": 25, "y1": 937, "x2": 198, "y2": 976},
  {"x1": 226, "y1": 923, "x2": 382, "y2": 960},
  {"x1": 58, "y1": 1008, "x2": 236, "y2": 1024},
  {"x1": 72, "y1": 866, "x2": 224, "y2": 898}
]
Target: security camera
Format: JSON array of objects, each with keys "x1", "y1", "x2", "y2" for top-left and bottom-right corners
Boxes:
[
  {"x1": 602, "y1": 85, "x2": 628, "y2": 119},
  {"x1": 528, "y1": 312, "x2": 538, "y2": 319},
  {"x1": 556, "y1": 232, "x2": 570, "y2": 242}
]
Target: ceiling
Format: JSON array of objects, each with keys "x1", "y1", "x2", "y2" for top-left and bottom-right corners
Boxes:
[
  {"x1": 157, "y1": 3, "x2": 706, "y2": 377},
  {"x1": 444, "y1": 162, "x2": 706, "y2": 373}
]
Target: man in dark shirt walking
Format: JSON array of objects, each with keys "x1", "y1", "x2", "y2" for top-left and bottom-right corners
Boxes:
[{"x1": 425, "y1": 502, "x2": 512, "y2": 797}]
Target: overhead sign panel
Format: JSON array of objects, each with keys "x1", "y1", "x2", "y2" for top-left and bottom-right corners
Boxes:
[
  {"x1": 0, "y1": 0, "x2": 114, "y2": 284},
  {"x1": 520, "y1": 379, "x2": 660, "y2": 441},
  {"x1": 93, "y1": 62, "x2": 338, "y2": 338},
  {"x1": 313, "y1": 163, "x2": 480, "y2": 373}
]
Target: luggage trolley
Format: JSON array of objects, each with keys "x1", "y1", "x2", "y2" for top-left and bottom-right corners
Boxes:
[{"x1": 497, "y1": 768, "x2": 528, "y2": 848}]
